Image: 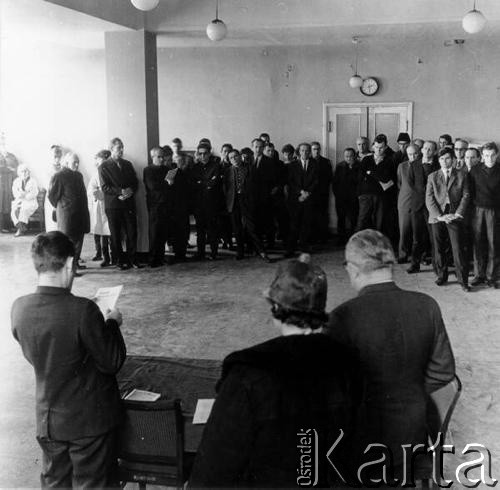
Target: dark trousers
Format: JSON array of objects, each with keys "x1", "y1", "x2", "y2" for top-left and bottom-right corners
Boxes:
[
  {"x1": 168, "y1": 212, "x2": 190, "y2": 259},
  {"x1": 397, "y1": 204, "x2": 412, "y2": 258},
  {"x1": 410, "y1": 209, "x2": 434, "y2": 268},
  {"x1": 37, "y1": 430, "x2": 119, "y2": 489},
  {"x1": 93, "y1": 234, "x2": 112, "y2": 262},
  {"x1": 194, "y1": 209, "x2": 219, "y2": 258},
  {"x1": 148, "y1": 203, "x2": 168, "y2": 264},
  {"x1": 472, "y1": 206, "x2": 500, "y2": 281},
  {"x1": 431, "y1": 220, "x2": 468, "y2": 285},
  {"x1": 255, "y1": 198, "x2": 275, "y2": 246},
  {"x1": 68, "y1": 234, "x2": 84, "y2": 273},
  {"x1": 220, "y1": 212, "x2": 233, "y2": 246},
  {"x1": 106, "y1": 208, "x2": 137, "y2": 266},
  {"x1": 357, "y1": 194, "x2": 384, "y2": 231},
  {"x1": 287, "y1": 199, "x2": 314, "y2": 253},
  {"x1": 336, "y1": 197, "x2": 359, "y2": 240},
  {"x1": 313, "y1": 193, "x2": 331, "y2": 241},
  {"x1": 273, "y1": 195, "x2": 289, "y2": 244},
  {"x1": 0, "y1": 212, "x2": 13, "y2": 230},
  {"x1": 231, "y1": 198, "x2": 264, "y2": 256}
]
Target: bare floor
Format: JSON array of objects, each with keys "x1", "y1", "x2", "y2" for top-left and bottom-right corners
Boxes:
[{"x1": 0, "y1": 233, "x2": 499, "y2": 488}]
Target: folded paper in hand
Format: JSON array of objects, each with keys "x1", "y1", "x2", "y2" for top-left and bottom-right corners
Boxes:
[
  {"x1": 380, "y1": 180, "x2": 394, "y2": 191},
  {"x1": 94, "y1": 285, "x2": 123, "y2": 314},
  {"x1": 166, "y1": 168, "x2": 178, "y2": 181},
  {"x1": 192, "y1": 399, "x2": 215, "y2": 424},
  {"x1": 124, "y1": 389, "x2": 161, "y2": 402}
]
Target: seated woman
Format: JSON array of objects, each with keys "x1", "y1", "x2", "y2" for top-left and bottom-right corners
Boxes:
[
  {"x1": 189, "y1": 254, "x2": 361, "y2": 488},
  {"x1": 11, "y1": 165, "x2": 39, "y2": 236}
]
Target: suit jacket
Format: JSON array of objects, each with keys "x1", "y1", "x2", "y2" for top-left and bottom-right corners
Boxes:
[
  {"x1": 408, "y1": 159, "x2": 439, "y2": 213},
  {"x1": 327, "y1": 282, "x2": 455, "y2": 478},
  {"x1": 224, "y1": 164, "x2": 256, "y2": 216},
  {"x1": 143, "y1": 165, "x2": 169, "y2": 207},
  {"x1": 357, "y1": 154, "x2": 395, "y2": 196},
  {"x1": 48, "y1": 167, "x2": 90, "y2": 237},
  {"x1": 190, "y1": 157, "x2": 225, "y2": 215},
  {"x1": 426, "y1": 168, "x2": 470, "y2": 224},
  {"x1": 252, "y1": 155, "x2": 279, "y2": 204},
  {"x1": 315, "y1": 155, "x2": 333, "y2": 197},
  {"x1": 11, "y1": 286, "x2": 126, "y2": 440},
  {"x1": 396, "y1": 161, "x2": 412, "y2": 212},
  {"x1": 286, "y1": 159, "x2": 318, "y2": 204},
  {"x1": 333, "y1": 161, "x2": 360, "y2": 206},
  {"x1": 99, "y1": 158, "x2": 138, "y2": 210}
]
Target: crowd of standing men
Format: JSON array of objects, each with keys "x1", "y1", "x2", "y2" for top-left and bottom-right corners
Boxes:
[{"x1": 333, "y1": 132, "x2": 500, "y2": 292}]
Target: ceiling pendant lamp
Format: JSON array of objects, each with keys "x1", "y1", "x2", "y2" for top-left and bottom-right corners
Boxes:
[
  {"x1": 349, "y1": 37, "x2": 363, "y2": 89},
  {"x1": 206, "y1": 0, "x2": 227, "y2": 42},
  {"x1": 462, "y1": 0, "x2": 486, "y2": 34},
  {"x1": 131, "y1": 0, "x2": 160, "y2": 12}
]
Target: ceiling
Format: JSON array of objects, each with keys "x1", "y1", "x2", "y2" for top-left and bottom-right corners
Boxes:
[{"x1": 2, "y1": 0, "x2": 500, "y2": 49}]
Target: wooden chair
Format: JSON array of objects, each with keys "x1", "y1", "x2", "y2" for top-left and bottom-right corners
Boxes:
[
  {"x1": 416, "y1": 375, "x2": 462, "y2": 488},
  {"x1": 27, "y1": 188, "x2": 46, "y2": 233},
  {"x1": 118, "y1": 398, "x2": 194, "y2": 490}
]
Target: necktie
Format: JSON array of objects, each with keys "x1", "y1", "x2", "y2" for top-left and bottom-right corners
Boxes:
[
  {"x1": 303, "y1": 161, "x2": 307, "y2": 172},
  {"x1": 445, "y1": 170, "x2": 450, "y2": 185}
]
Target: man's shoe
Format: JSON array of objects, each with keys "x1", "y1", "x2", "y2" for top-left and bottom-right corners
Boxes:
[
  {"x1": 259, "y1": 252, "x2": 272, "y2": 263},
  {"x1": 131, "y1": 262, "x2": 144, "y2": 269},
  {"x1": 73, "y1": 271, "x2": 83, "y2": 277},
  {"x1": 493, "y1": 282, "x2": 500, "y2": 289},
  {"x1": 78, "y1": 264, "x2": 87, "y2": 270},
  {"x1": 471, "y1": 276, "x2": 486, "y2": 286},
  {"x1": 407, "y1": 265, "x2": 420, "y2": 274},
  {"x1": 14, "y1": 228, "x2": 24, "y2": 237},
  {"x1": 100, "y1": 260, "x2": 111, "y2": 268},
  {"x1": 435, "y1": 278, "x2": 447, "y2": 286},
  {"x1": 397, "y1": 257, "x2": 409, "y2": 264},
  {"x1": 149, "y1": 261, "x2": 163, "y2": 268},
  {"x1": 119, "y1": 263, "x2": 131, "y2": 270},
  {"x1": 461, "y1": 284, "x2": 471, "y2": 292},
  {"x1": 92, "y1": 255, "x2": 102, "y2": 261}
]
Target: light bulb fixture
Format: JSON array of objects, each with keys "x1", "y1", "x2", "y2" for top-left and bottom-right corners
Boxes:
[
  {"x1": 349, "y1": 37, "x2": 363, "y2": 89},
  {"x1": 131, "y1": 0, "x2": 160, "y2": 11},
  {"x1": 462, "y1": 0, "x2": 486, "y2": 34},
  {"x1": 206, "y1": 0, "x2": 227, "y2": 41}
]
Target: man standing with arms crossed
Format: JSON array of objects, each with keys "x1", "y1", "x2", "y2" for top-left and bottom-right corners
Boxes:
[{"x1": 11, "y1": 231, "x2": 126, "y2": 488}]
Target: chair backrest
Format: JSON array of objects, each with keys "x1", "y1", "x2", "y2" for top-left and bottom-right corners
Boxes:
[
  {"x1": 118, "y1": 398, "x2": 184, "y2": 467},
  {"x1": 427, "y1": 375, "x2": 462, "y2": 444}
]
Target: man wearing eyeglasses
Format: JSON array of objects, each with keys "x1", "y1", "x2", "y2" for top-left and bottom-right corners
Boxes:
[{"x1": 190, "y1": 142, "x2": 225, "y2": 260}]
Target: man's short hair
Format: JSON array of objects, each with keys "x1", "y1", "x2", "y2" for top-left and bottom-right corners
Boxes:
[
  {"x1": 95, "y1": 149, "x2": 111, "y2": 160},
  {"x1": 264, "y1": 142, "x2": 275, "y2": 150},
  {"x1": 438, "y1": 148, "x2": 454, "y2": 159},
  {"x1": 424, "y1": 140, "x2": 438, "y2": 151},
  {"x1": 344, "y1": 147, "x2": 356, "y2": 155},
  {"x1": 311, "y1": 141, "x2": 321, "y2": 148},
  {"x1": 482, "y1": 142, "x2": 498, "y2": 154},
  {"x1": 259, "y1": 133, "x2": 270, "y2": 140},
  {"x1": 199, "y1": 138, "x2": 212, "y2": 149},
  {"x1": 172, "y1": 137, "x2": 182, "y2": 146},
  {"x1": 346, "y1": 229, "x2": 395, "y2": 273},
  {"x1": 110, "y1": 137, "x2": 123, "y2": 148},
  {"x1": 162, "y1": 145, "x2": 173, "y2": 156},
  {"x1": 241, "y1": 147, "x2": 254, "y2": 157},
  {"x1": 281, "y1": 144, "x2": 295, "y2": 154},
  {"x1": 252, "y1": 138, "x2": 264, "y2": 146},
  {"x1": 298, "y1": 142, "x2": 312, "y2": 151},
  {"x1": 374, "y1": 134, "x2": 388, "y2": 145},
  {"x1": 31, "y1": 232, "x2": 75, "y2": 274},
  {"x1": 221, "y1": 143, "x2": 233, "y2": 152},
  {"x1": 454, "y1": 138, "x2": 469, "y2": 147},
  {"x1": 228, "y1": 149, "x2": 240, "y2": 157},
  {"x1": 439, "y1": 134, "x2": 453, "y2": 145},
  {"x1": 466, "y1": 147, "x2": 481, "y2": 158},
  {"x1": 197, "y1": 142, "x2": 211, "y2": 152}
]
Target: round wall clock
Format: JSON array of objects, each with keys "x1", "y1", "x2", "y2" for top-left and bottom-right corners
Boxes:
[{"x1": 360, "y1": 77, "x2": 380, "y2": 96}]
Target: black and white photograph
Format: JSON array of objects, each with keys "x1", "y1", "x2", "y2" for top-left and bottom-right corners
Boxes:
[{"x1": 1, "y1": 0, "x2": 499, "y2": 488}]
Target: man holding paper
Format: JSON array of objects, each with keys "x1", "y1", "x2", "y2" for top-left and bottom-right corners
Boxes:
[{"x1": 11, "y1": 231, "x2": 126, "y2": 488}]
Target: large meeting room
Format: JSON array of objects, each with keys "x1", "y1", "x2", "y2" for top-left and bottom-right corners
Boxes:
[{"x1": 1, "y1": 0, "x2": 500, "y2": 488}]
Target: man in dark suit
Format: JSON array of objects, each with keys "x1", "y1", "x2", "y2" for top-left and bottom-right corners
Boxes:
[
  {"x1": 426, "y1": 147, "x2": 471, "y2": 291},
  {"x1": 356, "y1": 134, "x2": 396, "y2": 236},
  {"x1": 99, "y1": 137, "x2": 142, "y2": 270},
  {"x1": 469, "y1": 142, "x2": 500, "y2": 288},
  {"x1": 396, "y1": 143, "x2": 419, "y2": 263},
  {"x1": 327, "y1": 229, "x2": 455, "y2": 485},
  {"x1": 48, "y1": 152, "x2": 90, "y2": 276},
  {"x1": 393, "y1": 132, "x2": 411, "y2": 167},
  {"x1": 285, "y1": 142, "x2": 318, "y2": 256},
  {"x1": 333, "y1": 147, "x2": 360, "y2": 243},
  {"x1": 252, "y1": 138, "x2": 279, "y2": 249},
  {"x1": 191, "y1": 142, "x2": 225, "y2": 260},
  {"x1": 224, "y1": 149, "x2": 270, "y2": 262},
  {"x1": 11, "y1": 231, "x2": 126, "y2": 488},
  {"x1": 407, "y1": 140, "x2": 439, "y2": 273},
  {"x1": 143, "y1": 147, "x2": 169, "y2": 267},
  {"x1": 311, "y1": 141, "x2": 333, "y2": 243}
]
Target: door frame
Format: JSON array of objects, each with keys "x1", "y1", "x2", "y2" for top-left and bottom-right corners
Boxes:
[{"x1": 322, "y1": 101, "x2": 414, "y2": 161}]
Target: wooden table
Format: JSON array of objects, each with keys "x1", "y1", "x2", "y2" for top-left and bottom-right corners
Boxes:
[{"x1": 117, "y1": 355, "x2": 221, "y2": 452}]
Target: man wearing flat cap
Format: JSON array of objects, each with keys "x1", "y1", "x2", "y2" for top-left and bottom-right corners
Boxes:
[
  {"x1": 327, "y1": 229, "x2": 455, "y2": 485},
  {"x1": 190, "y1": 255, "x2": 361, "y2": 488},
  {"x1": 393, "y1": 132, "x2": 411, "y2": 167}
]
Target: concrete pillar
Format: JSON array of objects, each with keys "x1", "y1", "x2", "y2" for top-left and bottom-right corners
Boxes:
[{"x1": 104, "y1": 29, "x2": 159, "y2": 253}]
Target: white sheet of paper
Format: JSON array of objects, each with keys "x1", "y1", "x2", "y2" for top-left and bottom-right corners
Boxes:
[
  {"x1": 94, "y1": 285, "x2": 123, "y2": 314},
  {"x1": 124, "y1": 389, "x2": 161, "y2": 402},
  {"x1": 380, "y1": 180, "x2": 394, "y2": 191},
  {"x1": 192, "y1": 399, "x2": 215, "y2": 425}
]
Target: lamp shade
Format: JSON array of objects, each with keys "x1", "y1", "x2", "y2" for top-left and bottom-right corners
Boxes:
[
  {"x1": 349, "y1": 75, "x2": 363, "y2": 89},
  {"x1": 131, "y1": 0, "x2": 160, "y2": 11},
  {"x1": 462, "y1": 9, "x2": 486, "y2": 33},
  {"x1": 206, "y1": 19, "x2": 227, "y2": 41}
]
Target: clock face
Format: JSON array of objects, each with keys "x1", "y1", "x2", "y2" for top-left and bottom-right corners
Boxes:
[{"x1": 360, "y1": 77, "x2": 379, "y2": 96}]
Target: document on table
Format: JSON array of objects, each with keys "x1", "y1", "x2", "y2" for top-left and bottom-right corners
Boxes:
[
  {"x1": 94, "y1": 285, "x2": 123, "y2": 314},
  {"x1": 124, "y1": 389, "x2": 161, "y2": 402},
  {"x1": 192, "y1": 399, "x2": 215, "y2": 424}
]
